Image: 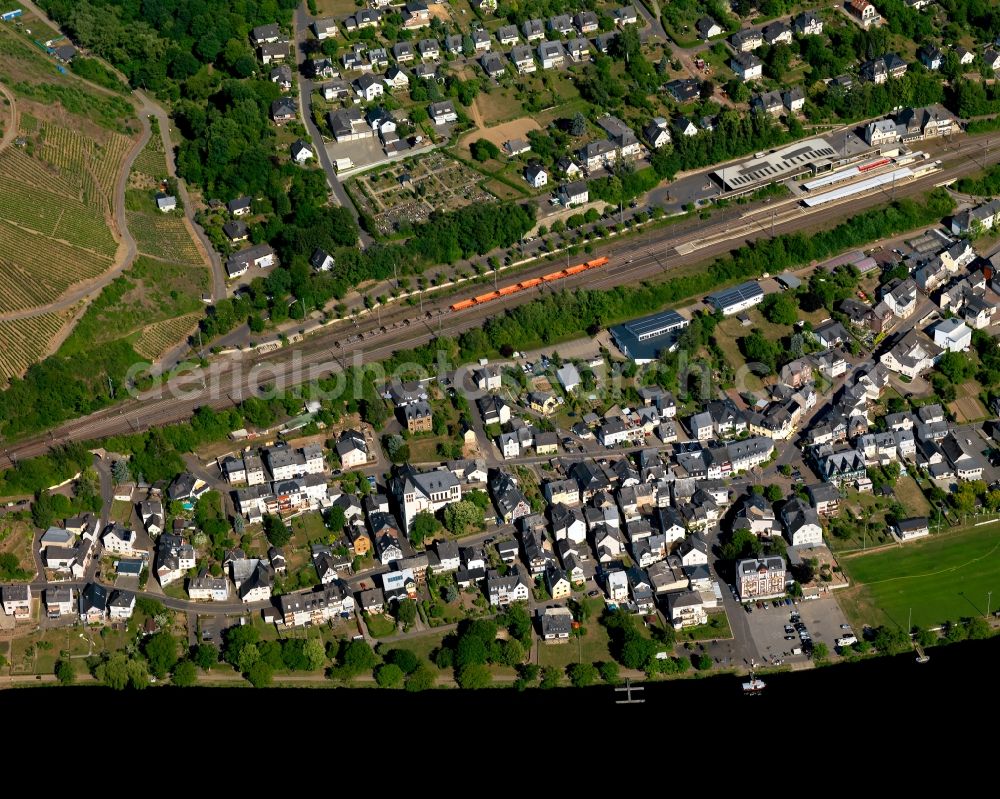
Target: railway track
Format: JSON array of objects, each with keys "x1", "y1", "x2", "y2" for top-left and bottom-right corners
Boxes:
[{"x1": 1, "y1": 133, "x2": 996, "y2": 465}]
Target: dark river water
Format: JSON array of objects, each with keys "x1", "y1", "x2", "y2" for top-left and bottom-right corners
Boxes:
[{"x1": 6, "y1": 636, "x2": 994, "y2": 737}]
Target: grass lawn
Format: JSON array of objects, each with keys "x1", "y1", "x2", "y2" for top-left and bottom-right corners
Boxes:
[
  {"x1": 364, "y1": 612, "x2": 398, "y2": 638},
  {"x1": 714, "y1": 310, "x2": 794, "y2": 390},
  {"x1": 677, "y1": 610, "x2": 733, "y2": 642},
  {"x1": 476, "y1": 87, "x2": 525, "y2": 126},
  {"x1": 406, "y1": 433, "x2": 455, "y2": 463},
  {"x1": 485, "y1": 178, "x2": 527, "y2": 200},
  {"x1": 386, "y1": 628, "x2": 449, "y2": 664},
  {"x1": 837, "y1": 521, "x2": 1000, "y2": 631},
  {"x1": 162, "y1": 582, "x2": 189, "y2": 601},
  {"x1": 110, "y1": 500, "x2": 133, "y2": 525},
  {"x1": 313, "y1": 0, "x2": 357, "y2": 16},
  {"x1": 536, "y1": 623, "x2": 612, "y2": 669},
  {"x1": 286, "y1": 511, "x2": 331, "y2": 571},
  {"x1": 0, "y1": 519, "x2": 35, "y2": 578},
  {"x1": 893, "y1": 475, "x2": 931, "y2": 516}
]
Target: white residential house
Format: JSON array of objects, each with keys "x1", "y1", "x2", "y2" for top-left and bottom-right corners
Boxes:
[
  {"x1": 848, "y1": 0, "x2": 882, "y2": 29},
  {"x1": 793, "y1": 12, "x2": 823, "y2": 36},
  {"x1": 865, "y1": 119, "x2": 900, "y2": 147},
  {"x1": 895, "y1": 517, "x2": 930, "y2": 542},
  {"x1": 487, "y1": 568, "x2": 531, "y2": 606},
  {"x1": 353, "y1": 74, "x2": 384, "y2": 101},
  {"x1": 384, "y1": 66, "x2": 409, "y2": 89},
  {"x1": 731, "y1": 52, "x2": 763, "y2": 82},
  {"x1": 880, "y1": 330, "x2": 942, "y2": 378},
  {"x1": 668, "y1": 591, "x2": 708, "y2": 629},
  {"x1": 510, "y1": 45, "x2": 537, "y2": 73},
  {"x1": 882, "y1": 278, "x2": 917, "y2": 318},
  {"x1": 933, "y1": 318, "x2": 972, "y2": 353},
  {"x1": 102, "y1": 524, "x2": 137, "y2": 556},
  {"x1": 336, "y1": 429, "x2": 369, "y2": 469},
  {"x1": 525, "y1": 163, "x2": 548, "y2": 188},
  {"x1": 696, "y1": 16, "x2": 723, "y2": 40},
  {"x1": 643, "y1": 117, "x2": 671, "y2": 149},
  {"x1": 108, "y1": 589, "x2": 136, "y2": 621},
  {"x1": 312, "y1": 18, "x2": 338, "y2": 39},
  {"x1": 538, "y1": 40, "x2": 566, "y2": 69},
  {"x1": 435, "y1": 540, "x2": 461, "y2": 572},
  {"x1": 45, "y1": 587, "x2": 73, "y2": 618},
  {"x1": 781, "y1": 497, "x2": 824, "y2": 547},
  {"x1": 678, "y1": 537, "x2": 709, "y2": 568},
  {"x1": 523, "y1": 18, "x2": 544, "y2": 40},
  {"x1": 605, "y1": 569, "x2": 629, "y2": 603},
  {"x1": 783, "y1": 87, "x2": 805, "y2": 113},
  {"x1": 393, "y1": 466, "x2": 462, "y2": 531},
  {"x1": 674, "y1": 117, "x2": 699, "y2": 138},
  {"x1": 429, "y1": 100, "x2": 458, "y2": 125},
  {"x1": 1, "y1": 584, "x2": 31, "y2": 619},
  {"x1": 188, "y1": 575, "x2": 229, "y2": 601},
  {"x1": 499, "y1": 432, "x2": 520, "y2": 460},
  {"x1": 290, "y1": 140, "x2": 313, "y2": 163}
]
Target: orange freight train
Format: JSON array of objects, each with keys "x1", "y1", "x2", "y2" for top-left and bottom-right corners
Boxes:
[{"x1": 449, "y1": 257, "x2": 611, "y2": 311}]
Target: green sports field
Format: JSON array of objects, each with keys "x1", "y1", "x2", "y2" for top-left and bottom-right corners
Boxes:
[{"x1": 838, "y1": 522, "x2": 1000, "y2": 631}]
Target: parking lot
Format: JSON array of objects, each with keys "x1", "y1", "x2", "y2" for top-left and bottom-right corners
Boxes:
[
  {"x1": 742, "y1": 594, "x2": 853, "y2": 666},
  {"x1": 197, "y1": 613, "x2": 245, "y2": 646}
]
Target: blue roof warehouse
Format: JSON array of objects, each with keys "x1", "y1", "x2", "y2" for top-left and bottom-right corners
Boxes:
[{"x1": 611, "y1": 309, "x2": 690, "y2": 364}]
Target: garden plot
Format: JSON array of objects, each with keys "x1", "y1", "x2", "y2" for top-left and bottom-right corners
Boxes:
[{"x1": 349, "y1": 152, "x2": 494, "y2": 236}]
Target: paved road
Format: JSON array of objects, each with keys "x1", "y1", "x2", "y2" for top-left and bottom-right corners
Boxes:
[
  {"x1": 292, "y1": 2, "x2": 372, "y2": 248},
  {"x1": 2, "y1": 132, "x2": 996, "y2": 464}
]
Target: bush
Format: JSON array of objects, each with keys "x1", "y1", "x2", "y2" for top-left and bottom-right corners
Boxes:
[
  {"x1": 566, "y1": 662, "x2": 598, "y2": 687},
  {"x1": 375, "y1": 663, "x2": 405, "y2": 688},
  {"x1": 171, "y1": 659, "x2": 198, "y2": 686},
  {"x1": 470, "y1": 138, "x2": 500, "y2": 162},
  {"x1": 539, "y1": 666, "x2": 561, "y2": 689},
  {"x1": 246, "y1": 661, "x2": 273, "y2": 688},
  {"x1": 692, "y1": 653, "x2": 713, "y2": 670},
  {"x1": 385, "y1": 648, "x2": 420, "y2": 674},
  {"x1": 598, "y1": 660, "x2": 620, "y2": 684},
  {"x1": 405, "y1": 664, "x2": 437, "y2": 691},
  {"x1": 456, "y1": 663, "x2": 492, "y2": 689},
  {"x1": 55, "y1": 659, "x2": 75, "y2": 685}
]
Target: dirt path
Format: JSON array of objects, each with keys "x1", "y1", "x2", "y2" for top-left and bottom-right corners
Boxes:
[
  {"x1": 0, "y1": 82, "x2": 18, "y2": 154},
  {"x1": 0, "y1": 107, "x2": 150, "y2": 325},
  {"x1": 0, "y1": 75, "x2": 219, "y2": 346},
  {"x1": 458, "y1": 102, "x2": 541, "y2": 153},
  {"x1": 136, "y1": 90, "x2": 224, "y2": 301}
]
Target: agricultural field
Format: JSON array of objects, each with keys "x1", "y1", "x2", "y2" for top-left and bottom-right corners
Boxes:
[
  {"x1": 349, "y1": 152, "x2": 495, "y2": 236},
  {"x1": 838, "y1": 522, "x2": 1000, "y2": 630},
  {"x1": 58, "y1": 256, "x2": 208, "y2": 359},
  {"x1": 126, "y1": 139, "x2": 206, "y2": 267},
  {"x1": 0, "y1": 218, "x2": 114, "y2": 310},
  {"x1": 132, "y1": 131, "x2": 168, "y2": 179},
  {"x1": 0, "y1": 27, "x2": 139, "y2": 383},
  {"x1": 126, "y1": 207, "x2": 204, "y2": 264},
  {"x1": 133, "y1": 312, "x2": 202, "y2": 361},
  {"x1": 0, "y1": 312, "x2": 73, "y2": 382}
]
